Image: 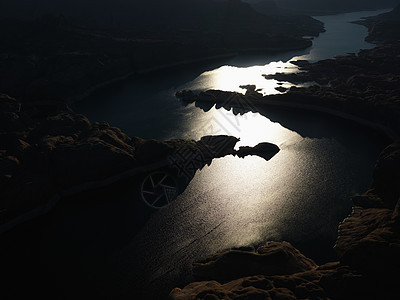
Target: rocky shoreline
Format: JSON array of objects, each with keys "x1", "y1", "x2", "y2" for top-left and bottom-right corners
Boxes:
[{"x1": 176, "y1": 36, "x2": 400, "y2": 139}]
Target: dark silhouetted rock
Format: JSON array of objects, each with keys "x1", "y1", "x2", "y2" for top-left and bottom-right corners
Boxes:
[
  {"x1": 176, "y1": 90, "x2": 198, "y2": 103},
  {"x1": 275, "y1": 86, "x2": 288, "y2": 93},
  {"x1": 198, "y1": 135, "x2": 240, "y2": 158},
  {"x1": 236, "y1": 142, "x2": 280, "y2": 160}
]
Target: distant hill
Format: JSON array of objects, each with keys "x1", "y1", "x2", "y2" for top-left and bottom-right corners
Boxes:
[
  {"x1": 355, "y1": 4, "x2": 400, "y2": 42},
  {"x1": 0, "y1": 0, "x2": 250, "y2": 29},
  {"x1": 374, "y1": 3, "x2": 400, "y2": 20},
  {"x1": 0, "y1": 0, "x2": 325, "y2": 40},
  {"x1": 0, "y1": 0, "x2": 325, "y2": 102},
  {"x1": 275, "y1": 0, "x2": 399, "y2": 15},
  {"x1": 0, "y1": 0, "x2": 320, "y2": 34},
  {"x1": 245, "y1": 0, "x2": 279, "y2": 14}
]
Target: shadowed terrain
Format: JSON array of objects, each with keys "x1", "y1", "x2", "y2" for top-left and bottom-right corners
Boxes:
[{"x1": 0, "y1": 0, "x2": 323, "y2": 103}]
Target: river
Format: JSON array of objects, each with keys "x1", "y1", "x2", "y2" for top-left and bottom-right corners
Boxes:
[{"x1": 62, "y1": 9, "x2": 392, "y2": 299}]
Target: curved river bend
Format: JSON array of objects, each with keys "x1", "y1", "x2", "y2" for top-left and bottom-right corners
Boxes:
[{"x1": 56, "y1": 9, "x2": 391, "y2": 299}]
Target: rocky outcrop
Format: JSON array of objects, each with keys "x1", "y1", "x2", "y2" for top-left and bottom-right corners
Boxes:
[
  {"x1": 236, "y1": 142, "x2": 279, "y2": 160},
  {"x1": 333, "y1": 141, "x2": 400, "y2": 287},
  {"x1": 170, "y1": 243, "x2": 377, "y2": 300},
  {"x1": 0, "y1": 94, "x2": 279, "y2": 232},
  {"x1": 192, "y1": 241, "x2": 318, "y2": 283}
]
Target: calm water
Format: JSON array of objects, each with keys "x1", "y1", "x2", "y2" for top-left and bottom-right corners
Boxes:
[{"x1": 72, "y1": 9, "x2": 391, "y2": 299}]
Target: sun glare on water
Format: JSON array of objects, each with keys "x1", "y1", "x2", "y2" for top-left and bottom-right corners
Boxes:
[{"x1": 183, "y1": 60, "x2": 299, "y2": 96}]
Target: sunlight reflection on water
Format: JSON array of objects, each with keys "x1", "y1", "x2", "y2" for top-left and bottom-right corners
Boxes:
[{"x1": 181, "y1": 61, "x2": 298, "y2": 95}]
